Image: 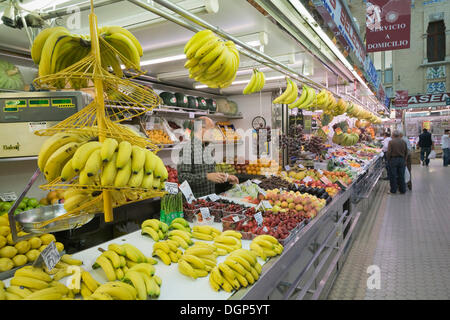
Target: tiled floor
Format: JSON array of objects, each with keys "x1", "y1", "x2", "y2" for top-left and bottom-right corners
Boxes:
[{"x1": 328, "y1": 159, "x2": 450, "y2": 300}]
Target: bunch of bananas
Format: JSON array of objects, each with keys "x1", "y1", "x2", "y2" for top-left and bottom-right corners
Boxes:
[
  {"x1": 31, "y1": 25, "x2": 143, "y2": 82},
  {"x1": 0, "y1": 226, "x2": 63, "y2": 272},
  {"x1": 272, "y1": 77, "x2": 298, "y2": 105},
  {"x1": 209, "y1": 249, "x2": 262, "y2": 292},
  {"x1": 122, "y1": 263, "x2": 161, "y2": 300},
  {"x1": 141, "y1": 219, "x2": 169, "y2": 242},
  {"x1": 249, "y1": 235, "x2": 284, "y2": 261},
  {"x1": 332, "y1": 132, "x2": 360, "y2": 146},
  {"x1": 346, "y1": 103, "x2": 382, "y2": 124},
  {"x1": 168, "y1": 217, "x2": 191, "y2": 233},
  {"x1": 213, "y1": 230, "x2": 242, "y2": 254},
  {"x1": 168, "y1": 229, "x2": 193, "y2": 250},
  {"x1": 86, "y1": 280, "x2": 136, "y2": 300},
  {"x1": 191, "y1": 225, "x2": 221, "y2": 241},
  {"x1": 151, "y1": 239, "x2": 183, "y2": 265},
  {"x1": 184, "y1": 29, "x2": 240, "y2": 89},
  {"x1": 178, "y1": 242, "x2": 217, "y2": 279},
  {"x1": 3, "y1": 267, "x2": 74, "y2": 300},
  {"x1": 288, "y1": 85, "x2": 317, "y2": 109},
  {"x1": 92, "y1": 243, "x2": 156, "y2": 282},
  {"x1": 242, "y1": 69, "x2": 265, "y2": 94}
]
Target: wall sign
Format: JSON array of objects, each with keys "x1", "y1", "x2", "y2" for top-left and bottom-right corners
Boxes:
[{"x1": 366, "y1": 0, "x2": 411, "y2": 52}]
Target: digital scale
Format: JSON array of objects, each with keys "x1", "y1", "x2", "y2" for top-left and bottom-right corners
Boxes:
[{"x1": 0, "y1": 91, "x2": 91, "y2": 159}]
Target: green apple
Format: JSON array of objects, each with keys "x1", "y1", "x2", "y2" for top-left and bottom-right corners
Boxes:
[
  {"x1": 2, "y1": 202, "x2": 12, "y2": 212},
  {"x1": 18, "y1": 201, "x2": 27, "y2": 210},
  {"x1": 27, "y1": 198, "x2": 39, "y2": 208},
  {"x1": 14, "y1": 208, "x2": 23, "y2": 215}
]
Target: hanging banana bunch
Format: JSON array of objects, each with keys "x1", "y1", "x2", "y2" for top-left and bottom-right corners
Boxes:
[
  {"x1": 242, "y1": 69, "x2": 265, "y2": 94},
  {"x1": 31, "y1": 25, "x2": 143, "y2": 88},
  {"x1": 272, "y1": 77, "x2": 298, "y2": 105},
  {"x1": 183, "y1": 29, "x2": 240, "y2": 89}
]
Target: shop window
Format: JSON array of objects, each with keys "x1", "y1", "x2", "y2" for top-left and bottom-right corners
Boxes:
[
  {"x1": 384, "y1": 69, "x2": 393, "y2": 84},
  {"x1": 427, "y1": 20, "x2": 446, "y2": 62},
  {"x1": 384, "y1": 51, "x2": 392, "y2": 69},
  {"x1": 373, "y1": 52, "x2": 382, "y2": 70},
  {"x1": 385, "y1": 86, "x2": 393, "y2": 98}
]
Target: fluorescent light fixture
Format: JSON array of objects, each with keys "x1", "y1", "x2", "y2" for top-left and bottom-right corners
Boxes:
[
  {"x1": 288, "y1": 0, "x2": 370, "y2": 90},
  {"x1": 140, "y1": 54, "x2": 186, "y2": 66},
  {"x1": 194, "y1": 75, "x2": 285, "y2": 89},
  {"x1": 0, "y1": 0, "x2": 80, "y2": 25}
]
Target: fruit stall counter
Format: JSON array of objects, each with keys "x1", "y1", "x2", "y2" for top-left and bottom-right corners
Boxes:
[{"x1": 1, "y1": 223, "x2": 267, "y2": 300}]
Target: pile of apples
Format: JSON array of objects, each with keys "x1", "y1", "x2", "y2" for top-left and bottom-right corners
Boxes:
[{"x1": 264, "y1": 189, "x2": 326, "y2": 219}]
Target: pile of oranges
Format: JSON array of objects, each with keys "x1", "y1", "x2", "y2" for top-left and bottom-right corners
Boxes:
[
  {"x1": 146, "y1": 129, "x2": 174, "y2": 145},
  {"x1": 39, "y1": 190, "x2": 65, "y2": 206}
]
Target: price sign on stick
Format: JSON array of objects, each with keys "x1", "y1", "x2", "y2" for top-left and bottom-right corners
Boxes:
[
  {"x1": 254, "y1": 212, "x2": 264, "y2": 226},
  {"x1": 179, "y1": 181, "x2": 196, "y2": 204},
  {"x1": 164, "y1": 182, "x2": 179, "y2": 194},
  {"x1": 208, "y1": 193, "x2": 220, "y2": 202},
  {"x1": 199, "y1": 207, "x2": 210, "y2": 219},
  {"x1": 0, "y1": 192, "x2": 17, "y2": 202},
  {"x1": 33, "y1": 241, "x2": 60, "y2": 271},
  {"x1": 232, "y1": 215, "x2": 240, "y2": 222}
]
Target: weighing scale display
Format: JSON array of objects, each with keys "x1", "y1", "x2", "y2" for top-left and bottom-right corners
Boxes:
[
  {"x1": 29, "y1": 99, "x2": 50, "y2": 107},
  {"x1": 5, "y1": 99, "x2": 27, "y2": 108},
  {"x1": 52, "y1": 98, "x2": 74, "y2": 108}
]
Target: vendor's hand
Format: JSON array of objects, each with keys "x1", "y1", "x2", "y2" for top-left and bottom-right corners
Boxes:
[
  {"x1": 227, "y1": 175, "x2": 239, "y2": 185},
  {"x1": 207, "y1": 172, "x2": 227, "y2": 183}
]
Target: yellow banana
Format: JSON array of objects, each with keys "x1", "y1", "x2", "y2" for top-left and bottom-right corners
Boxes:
[
  {"x1": 10, "y1": 276, "x2": 49, "y2": 290},
  {"x1": 100, "y1": 138, "x2": 118, "y2": 162},
  {"x1": 128, "y1": 168, "x2": 144, "y2": 188},
  {"x1": 131, "y1": 146, "x2": 146, "y2": 174},
  {"x1": 181, "y1": 254, "x2": 206, "y2": 270},
  {"x1": 272, "y1": 78, "x2": 293, "y2": 104},
  {"x1": 142, "y1": 226, "x2": 160, "y2": 241},
  {"x1": 84, "y1": 148, "x2": 102, "y2": 178},
  {"x1": 101, "y1": 250, "x2": 122, "y2": 269},
  {"x1": 114, "y1": 158, "x2": 132, "y2": 187},
  {"x1": 101, "y1": 152, "x2": 118, "y2": 186},
  {"x1": 116, "y1": 141, "x2": 132, "y2": 169},
  {"x1": 178, "y1": 259, "x2": 197, "y2": 279},
  {"x1": 94, "y1": 255, "x2": 116, "y2": 281},
  {"x1": 123, "y1": 270, "x2": 147, "y2": 300},
  {"x1": 60, "y1": 254, "x2": 83, "y2": 266},
  {"x1": 81, "y1": 270, "x2": 100, "y2": 292},
  {"x1": 153, "y1": 249, "x2": 171, "y2": 265},
  {"x1": 43, "y1": 141, "x2": 80, "y2": 181},
  {"x1": 71, "y1": 141, "x2": 102, "y2": 173}
]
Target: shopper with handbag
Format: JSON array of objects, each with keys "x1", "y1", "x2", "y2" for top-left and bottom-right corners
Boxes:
[{"x1": 399, "y1": 132, "x2": 412, "y2": 190}]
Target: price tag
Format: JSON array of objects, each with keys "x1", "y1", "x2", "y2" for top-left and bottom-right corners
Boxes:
[
  {"x1": 298, "y1": 164, "x2": 305, "y2": 169},
  {"x1": 164, "y1": 182, "x2": 179, "y2": 194},
  {"x1": 244, "y1": 180, "x2": 253, "y2": 186},
  {"x1": 337, "y1": 179, "x2": 348, "y2": 190},
  {"x1": 303, "y1": 176, "x2": 313, "y2": 183},
  {"x1": 189, "y1": 112, "x2": 195, "y2": 119},
  {"x1": 254, "y1": 212, "x2": 264, "y2": 226},
  {"x1": 199, "y1": 207, "x2": 210, "y2": 219},
  {"x1": 208, "y1": 193, "x2": 220, "y2": 202},
  {"x1": 263, "y1": 226, "x2": 269, "y2": 233},
  {"x1": 232, "y1": 215, "x2": 240, "y2": 222},
  {"x1": 252, "y1": 179, "x2": 262, "y2": 185},
  {"x1": 285, "y1": 165, "x2": 291, "y2": 171},
  {"x1": 179, "y1": 181, "x2": 196, "y2": 204},
  {"x1": 261, "y1": 200, "x2": 272, "y2": 209},
  {"x1": 0, "y1": 192, "x2": 17, "y2": 202},
  {"x1": 317, "y1": 169, "x2": 324, "y2": 175},
  {"x1": 320, "y1": 176, "x2": 332, "y2": 185},
  {"x1": 257, "y1": 186, "x2": 266, "y2": 197},
  {"x1": 33, "y1": 241, "x2": 60, "y2": 271},
  {"x1": 294, "y1": 183, "x2": 299, "y2": 190}
]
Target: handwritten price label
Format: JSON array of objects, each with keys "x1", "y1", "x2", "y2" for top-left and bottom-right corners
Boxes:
[
  {"x1": 164, "y1": 182, "x2": 179, "y2": 194},
  {"x1": 179, "y1": 181, "x2": 195, "y2": 204},
  {"x1": 199, "y1": 207, "x2": 211, "y2": 219},
  {"x1": 254, "y1": 212, "x2": 264, "y2": 226},
  {"x1": 207, "y1": 193, "x2": 220, "y2": 202},
  {"x1": 33, "y1": 241, "x2": 60, "y2": 271}
]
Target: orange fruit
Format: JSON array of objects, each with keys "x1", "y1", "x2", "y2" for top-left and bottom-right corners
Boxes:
[
  {"x1": 47, "y1": 191, "x2": 58, "y2": 201},
  {"x1": 39, "y1": 198, "x2": 49, "y2": 205}
]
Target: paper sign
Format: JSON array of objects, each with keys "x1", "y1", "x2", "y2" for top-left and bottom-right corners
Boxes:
[
  {"x1": 252, "y1": 179, "x2": 262, "y2": 184},
  {"x1": 320, "y1": 176, "x2": 332, "y2": 185},
  {"x1": 263, "y1": 226, "x2": 269, "y2": 233},
  {"x1": 298, "y1": 164, "x2": 305, "y2": 169},
  {"x1": 0, "y1": 192, "x2": 17, "y2": 202},
  {"x1": 303, "y1": 176, "x2": 313, "y2": 183},
  {"x1": 33, "y1": 241, "x2": 60, "y2": 271},
  {"x1": 179, "y1": 181, "x2": 195, "y2": 204},
  {"x1": 285, "y1": 165, "x2": 291, "y2": 171},
  {"x1": 208, "y1": 193, "x2": 220, "y2": 202},
  {"x1": 199, "y1": 207, "x2": 210, "y2": 219},
  {"x1": 254, "y1": 212, "x2": 264, "y2": 226},
  {"x1": 261, "y1": 200, "x2": 272, "y2": 209},
  {"x1": 189, "y1": 112, "x2": 195, "y2": 119},
  {"x1": 317, "y1": 169, "x2": 324, "y2": 175},
  {"x1": 232, "y1": 215, "x2": 240, "y2": 222},
  {"x1": 257, "y1": 186, "x2": 266, "y2": 197},
  {"x1": 244, "y1": 180, "x2": 253, "y2": 186},
  {"x1": 164, "y1": 182, "x2": 179, "y2": 194}
]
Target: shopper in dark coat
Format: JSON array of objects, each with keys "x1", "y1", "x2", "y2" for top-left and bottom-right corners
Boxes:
[
  {"x1": 386, "y1": 131, "x2": 408, "y2": 195},
  {"x1": 417, "y1": 128, "x2": 433, "y2": 166}
]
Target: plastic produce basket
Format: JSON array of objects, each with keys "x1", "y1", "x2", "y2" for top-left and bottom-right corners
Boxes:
[{"x1": 221, "y1": 214, "x2": 247, "y2": 231}]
